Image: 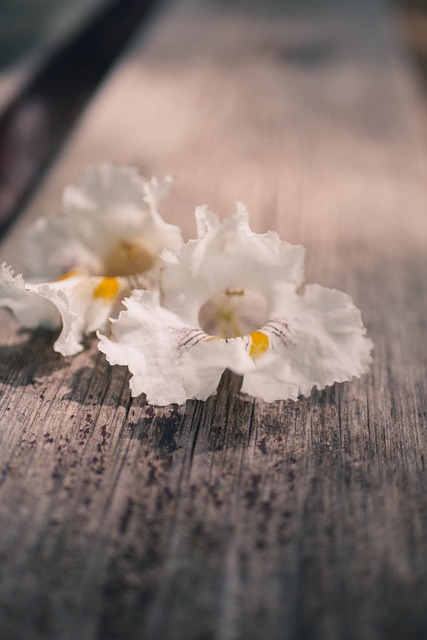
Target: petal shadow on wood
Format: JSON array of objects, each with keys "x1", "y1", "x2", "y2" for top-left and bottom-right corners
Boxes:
[
  {"x1": 0, "y1": 328, "x2": 69, "y2": 387},
  {"x1": 61, "y1": 348, "x2": 134, "y2": 408},
  {"x1": 124, "y1": 371, "x2": 341, "y2": 456},
  {"x1": 126, "y1": 370, "x2": 251, "y2": 455}
]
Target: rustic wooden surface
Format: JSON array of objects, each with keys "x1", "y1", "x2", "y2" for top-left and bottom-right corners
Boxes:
[{"x1": 1, "y1": 0, "x2": 427, "y2": 638}]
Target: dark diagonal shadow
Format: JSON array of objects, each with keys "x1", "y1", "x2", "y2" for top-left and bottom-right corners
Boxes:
[{"x1": 0, "y1": 327, "x2": 69, "y2": 387}]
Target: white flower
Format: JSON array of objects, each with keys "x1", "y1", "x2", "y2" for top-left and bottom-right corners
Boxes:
[
  {"x1": 0, "y1": 163, "x2": 182, "y2": 355},
  {"x1": 98, "y1": 204, "x2": 373, "y2": 405}
]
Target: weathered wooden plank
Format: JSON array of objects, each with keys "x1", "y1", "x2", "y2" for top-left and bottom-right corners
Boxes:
[{"x1": 1, "y1": 0, "x2": 427, "y2": 639}]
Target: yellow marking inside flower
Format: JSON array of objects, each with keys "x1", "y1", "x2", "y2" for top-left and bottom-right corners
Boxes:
[
  {"x1": 249, "y1": 331, "x2": 269, "y2": 358},
  {"x1": 55, "y1": 269, "x2": 83, "y2": 281},
  {"x1": 225, "y1": 288, "x2": 244, "y2": 296},
  {"x1": 93, "y1": 277, "x2": 120, "y2": 301}
]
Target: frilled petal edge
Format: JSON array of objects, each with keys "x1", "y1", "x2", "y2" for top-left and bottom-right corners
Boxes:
[
  {"x1": 98, "y1": 291, "x2": 256, "y2": 405},
  {"x1": 161, "y1": 205, "x2": 306, "y2": 325},
  {"x1": 0, "y1": 264, "x2": 131, "y2": 356},
  {"x1": 240, "y1": 284, "x2": 373, "y2": 401},
  {"x1": 23, "y1": 163, "x2": 182, "y2": 279},
  {"x1": 40, "y1": 274, "x2": 130, "y2": 356},
  {"x1": 0, "y1": 263, "x2": 60, "y2": 329}
]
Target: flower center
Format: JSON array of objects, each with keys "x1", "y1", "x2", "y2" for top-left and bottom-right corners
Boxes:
[
  {"x1": 198, "y1": 288, "x2": 269, "y2": 339},
  {"x1": 102, "y1": 239, "x2": 155, "y2": 277}
]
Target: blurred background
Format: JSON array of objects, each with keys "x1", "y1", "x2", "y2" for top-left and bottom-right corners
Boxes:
[
  {"x1": 1, "y1": 0, "x2": 426, "y2": 90},
  {"x1": 0, "y1": 0, "x2": 426, "y2": 237},
  {"x1": 0, "y1": 0, "x2": 77, "y2": 67},
  {"x1": 0, "y1": 0, "x2": 155, "y2": 235},
  {"x1": 400, "y1": 0, "x2": 427, "y2": 101}
]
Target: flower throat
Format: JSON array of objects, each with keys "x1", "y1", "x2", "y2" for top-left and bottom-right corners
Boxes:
[{"x1": 198, "y1": 288, "x2": 269, "y2": 339}]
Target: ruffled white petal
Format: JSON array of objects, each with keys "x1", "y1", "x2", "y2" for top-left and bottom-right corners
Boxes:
[
  {"x1": 62, "y1": 163, "x2": 170, "y2": 224},
  {"x1": 0, "y1": 263, "x2": 60, "y2": 329},
  {"x1": 23, "y1": 163, "x2": 182, "y2": 279},
  {"x1": 241, "y1": 359, "x2": 300, "y2": 402},
  {"x1": 161, "y1": 204, "x2": 305, "y2": 325},
  {"x1": 240, "y1": 284, "x2": 372, "y2": 402},
  {"x1": 0, "y1": 263, "x2": 129, "y2": 356},
  {"x1": 98, "y1": 291, "x2": 255, "y2": 405},
  {"x1": 98, "y1": 279, "x2": 373, "y2": 406},
  {"x1": 180, "y1": 337, "x2": 255, "y2": 399},
  {"x1": 100, "y1": 206, "x2": 372, "y2": 405},
  {"x1": 98, "y1": 291, "x2": 191, "y2": 404},
  {"x1": 39, "y1": 274, "x2": 129, "y2": 356},
  {"x1": 1, "y1": 163, "x2": 184, "y2": 356},
  {"x1": 278, "y1": 284, "x2": 373, "y2": 396}
]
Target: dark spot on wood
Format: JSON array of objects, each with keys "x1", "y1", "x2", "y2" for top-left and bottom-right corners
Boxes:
[
  {"x1": 146, "y1": 461, "x2": 160, "y2": 487},
  {"x1": 156, "y1": 416, "x2": 179, "y2": 453},
  {"x1": 260, "y1": 500, "x2": 273, "y2": 519},
  {"x1": 245, "y1": 473, "x2": 262, "y2": 508},
  {"x1": 145, "y1": 405, "x2": 154, "y2": 419},
  {"x1": 97, "y1": 424, "x2": 110, "y2": 453},
  {"x1": 257, "y1": 435, "x2": 268, "y2": 454}
]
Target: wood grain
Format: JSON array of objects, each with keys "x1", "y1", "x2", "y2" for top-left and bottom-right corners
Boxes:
[{"x1": 1, "y1": 0, "x2": 427, "y2": 638}]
